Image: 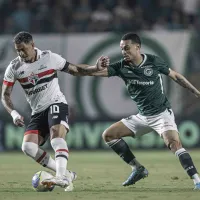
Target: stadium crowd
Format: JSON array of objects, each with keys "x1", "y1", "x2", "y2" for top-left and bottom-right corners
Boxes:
[{"x1": 0, "y1": 0, "x2": 200, "y2": 34}]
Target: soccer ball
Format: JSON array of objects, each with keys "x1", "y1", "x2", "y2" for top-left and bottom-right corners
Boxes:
[{"x1": 32, "y1": 171, "x2": 55, "y2": 192}]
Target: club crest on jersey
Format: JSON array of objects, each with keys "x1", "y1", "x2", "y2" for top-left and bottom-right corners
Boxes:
[
  {"x1": 144, "y1": 68, "x2": 153, "y2": 76},
  {"x1": 28, "y1": 73, "x2": 39, "y2": 85}
]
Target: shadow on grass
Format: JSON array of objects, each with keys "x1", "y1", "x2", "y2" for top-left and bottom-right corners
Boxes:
[{"x1": 0, "y1": 187, "x2": 195, "y2": 193}]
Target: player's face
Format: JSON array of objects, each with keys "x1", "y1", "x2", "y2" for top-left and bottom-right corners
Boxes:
[
  {"x1": 15, "y1": 42, "x2": 35, "y2": 62},
  {"x1": 120, "y1": 40, "x2": 140, "y2": 62}
]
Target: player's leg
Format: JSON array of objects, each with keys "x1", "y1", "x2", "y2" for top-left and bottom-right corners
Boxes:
[
  {"x1": 22, "y1": 111, "x2": 75, "y2": 188},
  {"x1": 21, "y1": 112, "x2": 57, "y2": 172},
  {"x1": 150, "y1": 108, "x2": 200, "y2": 190},
  {"x1": 42, "y1": 103, "x2": 75, "y2": 191},
  {"x1": 162, "y1": 130, "x2": 200, "y2": 190},
  {"x1": 102, "y1": 121, "x2": 142, "y2": 170},
  {"x1": 50, "y1": 124, "x2": 69, "y2": 179},
  {"x1": 22, "y1": 132, "x2": 56, "y2": 171},
  {"x1": 102, "y1": 115, "x2": 152, "y2": 186}
]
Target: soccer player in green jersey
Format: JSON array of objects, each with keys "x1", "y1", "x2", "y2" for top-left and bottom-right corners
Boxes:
[{"x1": 88, "y1": 33, "x2": 200, "y2": 190}]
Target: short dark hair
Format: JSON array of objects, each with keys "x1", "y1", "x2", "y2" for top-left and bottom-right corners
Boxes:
[
  {"x1": 121, "y1": 33, "x2": 141, "y2": 47},
  {"x1": 13, "y1": 31, "x2": 33, "y2": 44}
]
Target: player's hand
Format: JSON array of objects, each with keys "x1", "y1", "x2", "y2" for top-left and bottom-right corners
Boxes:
[
  {"x1": 11, "y1": 110, "x2": 25, "y2": 127},
  {"x1": 96, "y1": 56, "x2": 110, "y2": 71},
  {"x1": 14, "y1": 117, "x2": 25, "y2": 127}
]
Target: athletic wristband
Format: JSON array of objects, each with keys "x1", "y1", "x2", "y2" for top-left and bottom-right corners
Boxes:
[{"x1": 11, "y1": 110, "x2": 20, "y2": 121}]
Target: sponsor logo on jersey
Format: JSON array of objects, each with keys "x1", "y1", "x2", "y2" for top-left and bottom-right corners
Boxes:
[
  {"x1": 38, "y1": 64, "x2": 47, "y2": 70},
  {"x1": 128, "y1": 79, "x2": 154, "y2": 85},
  {"x1": 144, "y1": 68, "x2": 153, "y2": 76},
  {"x1": 28, "y1": 73, "x2": 39, "y2": 85},
  {"x1": 25, "y1": 84, "x2": 48, "y2": 96}
]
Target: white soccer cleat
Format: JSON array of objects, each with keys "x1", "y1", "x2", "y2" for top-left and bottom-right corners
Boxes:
[
  {"x1": 66, "y1": 170, "x2": 77, "y2": 182},
  {"x1": 41, "y1": 176, "x2": 70, "y2": 189},
  {"x1": 64, "y1": 171, "x2": 77, "y2": 192}
]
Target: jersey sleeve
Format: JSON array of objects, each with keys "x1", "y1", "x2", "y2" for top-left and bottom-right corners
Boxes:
[
  {"x1": 3, "y1": 63, "x2": 16, "y2": 86},
  {"x1": 50, "y1": 52, "x2": 67, "y2": 71},
  {"x1": 107, "y1": 60, "x2": 122, "y2": 77},
  {"x1": 154, "y1": 56, "x2": 170, "y2": 75}
]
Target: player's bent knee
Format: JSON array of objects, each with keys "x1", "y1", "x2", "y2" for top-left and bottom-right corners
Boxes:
[
  {"x1": 21, "y1": 142, "x2": 38, "y2": 158},
  {"x1": 102, "y1": 130, "x2": 108, "y2": 141},
  {"x1": 167, "y1": 139, "x2": 182, "y2": 152},
  {"x1": 102, "y1": 129, "x2": 119, "y2": 142},
  {"x1": 21, "y1": 142, "x2": 31, "y2": 154}
]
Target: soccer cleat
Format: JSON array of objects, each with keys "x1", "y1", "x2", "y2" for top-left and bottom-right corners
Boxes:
[
  {"x1": 122, "y1": 166, "x2": 148, "y2": 186},
  {"x1": 66, "y1": 171, "x2": 77, "y2": 182},
  {"x1": 194, "y1": 182, "x2": 200, "y2": 190},
  {"x1": 64, "y1": 171, "x2": 77, "y2": 192},
  {"x1": 41, "y1": 176, "x2": 70, "y2": 189}
]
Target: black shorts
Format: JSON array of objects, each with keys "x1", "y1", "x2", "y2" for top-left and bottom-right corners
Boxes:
[{"x1": 25, "y1": 103, "x2": 69, "y2": 145}]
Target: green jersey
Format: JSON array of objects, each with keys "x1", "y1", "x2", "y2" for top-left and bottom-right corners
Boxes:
[{"x1": 107, "y1": 54, "x2": 171, "y2": 116}]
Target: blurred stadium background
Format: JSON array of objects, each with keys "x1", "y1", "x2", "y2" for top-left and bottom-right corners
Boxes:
[{"x1": 0, "y1": 0, "x2": 200, "y2": 199}]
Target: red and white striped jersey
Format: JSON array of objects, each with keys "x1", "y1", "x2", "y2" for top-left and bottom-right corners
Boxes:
[{"x1": 3, "y1": 48, "x2": 67, "y2": 115}]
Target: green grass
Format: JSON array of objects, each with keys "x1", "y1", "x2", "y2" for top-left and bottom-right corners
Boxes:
[{"x1": 0, "y1": 150, "x2": 200, "y2": 200}]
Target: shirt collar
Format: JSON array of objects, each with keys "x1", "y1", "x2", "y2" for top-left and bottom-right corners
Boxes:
[
  {"x1": 138, "y1": 54, "x2": 147, "y2": 68},
  {"x1": 35, "y1": 47, "x2": 42, "y2": 60}
]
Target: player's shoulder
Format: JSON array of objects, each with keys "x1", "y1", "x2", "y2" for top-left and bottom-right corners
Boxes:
[
  {"x1": 145, "y1": 54, "x2": 166, "y2": 64},
  {"x1": 41, "y1": 50, "x2": 63, "y2": 59},
  {"x1": 145, "y1": 53, "x2": 157, "y2": 62},
  {"x1": 40, "y1": 50, "x2": 51, "y2": 57},
  {"x1": 109, "y1": 58, "x2": 124, "y2": 69},
  {"x1": 8, "y1": 56, "x2": 21, "y2": 71}
]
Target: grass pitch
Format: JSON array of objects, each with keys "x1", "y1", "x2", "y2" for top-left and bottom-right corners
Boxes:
[{"x1": 0, "y1": 150, "x2": 200, "y2": 200}]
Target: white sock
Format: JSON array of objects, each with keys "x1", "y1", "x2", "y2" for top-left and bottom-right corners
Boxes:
[
  {"x1": 36, "y1": 148, "x2": 56, "y2": 171},
  {"x1": 22, "y1": 142, "x2": 56, "y2": 171},
  {"x1": 51, "y1": 138, "x2": 69, "y2": 178},
  {"x1": 192, "y1": 174, "x2": 200, "y2": 184}
]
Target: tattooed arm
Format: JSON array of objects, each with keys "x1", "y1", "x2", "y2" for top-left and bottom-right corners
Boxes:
[
  {"x1": 1, "y1": 84, "x2": 24, "y2": 127},
  {"x1": 168, "y1": 69, "x2": 200, "y2": 97},
  {"x1": 64, "y1": 63, "x2": 97, "y2": 76},
  {"x1": 62, "y1": 56, "x2": 109, "y2": 76},
  {"x1": 1, "y1": 84, "x2": 14, "y2": 113}
]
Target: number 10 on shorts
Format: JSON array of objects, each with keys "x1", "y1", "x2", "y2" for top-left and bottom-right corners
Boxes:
[{"x1": 50, "y1": 105, "x2": 60, "y2": 114}]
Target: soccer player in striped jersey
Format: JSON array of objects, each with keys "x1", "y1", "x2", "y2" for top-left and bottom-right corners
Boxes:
[{"x1": 1, "y1": 31, "x2": 109, "y2": 191}]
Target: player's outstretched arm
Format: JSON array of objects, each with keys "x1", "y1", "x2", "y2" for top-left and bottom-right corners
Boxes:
[
  {"x1": 87, "y1": 68, "x2": 109, "y2": 77},
  {"x1": 63, "y1": 56, "x2": 109, "y2": 76},
  {"x1": 1, "y1": 84, "x2": 24, "y2": 127},
  {"x1": 168, "y1": 69, "x2": 200, "y2": 97}
]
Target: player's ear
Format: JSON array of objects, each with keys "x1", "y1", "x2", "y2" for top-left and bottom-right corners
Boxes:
[{"x1": 31, "y1": 41, "x2": 35, "y2": 48}]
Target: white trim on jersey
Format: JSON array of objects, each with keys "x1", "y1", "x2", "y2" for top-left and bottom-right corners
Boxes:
[{"x1": 138, "y1": 54, "x2": 147, "y2": 68}]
